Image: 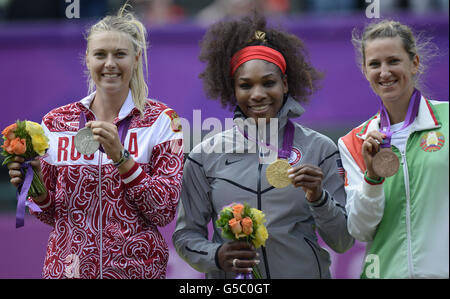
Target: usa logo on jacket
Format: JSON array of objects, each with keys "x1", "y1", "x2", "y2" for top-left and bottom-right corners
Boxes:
[{"x1": 288, "y1": 147, "x2": 302, "y2": 166}]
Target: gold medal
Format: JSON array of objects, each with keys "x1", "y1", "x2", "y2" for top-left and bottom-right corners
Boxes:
[
  {"x1": 372, "y1": 147, "x2": 400, "y2": 178},
  {"x1": 266, "y1": 159, "x2": 292, "y2": 188}
]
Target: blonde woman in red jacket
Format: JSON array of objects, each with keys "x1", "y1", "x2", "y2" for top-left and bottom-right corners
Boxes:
[{"x1": 6, "y1": 4, "x2": 184, "y2": 278}]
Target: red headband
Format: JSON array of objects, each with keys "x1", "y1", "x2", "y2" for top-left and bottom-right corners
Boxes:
[{"x1": 230, "y1": 45, "x2": 287, "y2": 76}]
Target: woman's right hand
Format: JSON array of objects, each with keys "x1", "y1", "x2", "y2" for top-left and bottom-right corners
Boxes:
[
  {"x1": 7, "y1": 156, "x2": 47, "y2": 202},
  {"x1": 217, "y1": 241, "x2": 259, "y2": 273},
  {"x1": 362, "y1": 130, "x2": 386, "y2": 180},
  {"x1": 7, "y1": 155, "x2": 27, "y2": 187}
]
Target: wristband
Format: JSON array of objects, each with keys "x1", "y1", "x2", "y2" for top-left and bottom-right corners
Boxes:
[
  {"x1": 309, "y1": 190, "x2": 329, "y2": 207},
  {"x1": 364, "y1": 171, "x2": 385, "y2": 185}
]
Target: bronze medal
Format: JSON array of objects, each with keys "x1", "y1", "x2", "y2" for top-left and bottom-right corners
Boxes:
[{"x1": 372, "y1": 147, "x2": 399, "y2": 178}]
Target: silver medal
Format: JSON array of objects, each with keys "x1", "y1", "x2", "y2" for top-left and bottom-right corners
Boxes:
[{"x1": 74, "y1": 127, "x2": 100, "y2": 155}]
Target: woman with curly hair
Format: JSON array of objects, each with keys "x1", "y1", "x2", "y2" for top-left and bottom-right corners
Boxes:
[{"x1": 173, "y1": 14, "x2": 354, "y2": 278}]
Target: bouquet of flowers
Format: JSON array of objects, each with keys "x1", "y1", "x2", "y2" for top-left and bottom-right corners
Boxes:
[
  {"x1": 1, "y1": 120, "x2": 49, "y2": 227},
  {"x1": 216, "y1": 202, "x2": 269, "y2": 279}
]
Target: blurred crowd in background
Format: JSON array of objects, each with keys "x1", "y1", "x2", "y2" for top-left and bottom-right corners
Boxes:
[{"x1": 0, "y1": 0, "x2": 448, "y2": 25}]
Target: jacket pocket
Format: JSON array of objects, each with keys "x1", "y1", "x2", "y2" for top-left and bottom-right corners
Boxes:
[{"x1": 304, "y1": 237, "x2": 322, "y2": 278}]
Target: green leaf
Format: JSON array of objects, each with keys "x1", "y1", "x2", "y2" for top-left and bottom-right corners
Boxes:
[
  {"x1": 243, "y1": 202, "x2": 252, "y2": 217},
  {"x1": 1, "y1": 155, "x2": 14, "y2": 166},
  {"x1": 221, "y1": 230, "x2": 235, "y2": 241}
]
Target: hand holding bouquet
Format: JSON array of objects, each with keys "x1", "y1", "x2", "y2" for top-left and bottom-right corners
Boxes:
[
  {"x1": 1, "y1": 120, "x2": 49, "y2": 227},
  {"x1": 216, "y1": 202, "x2": 269, "y2": 279}
]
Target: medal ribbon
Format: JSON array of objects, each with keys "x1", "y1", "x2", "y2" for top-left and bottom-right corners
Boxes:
[
  {"x1": 15, "y1": 160, "x2": 42, "y2": 228},
  {"x1": 278, "y1": 120, "x2": 294, "y2": 159},
  {"x1": 379, "y1": 88, "x2": 421, "y2": 148},
  {"x1": 78, "y1": 112, "x2": 131, "y2": 153},
  {"x1": 236, "y1": 119, "x2": 295, "y2": 159}
]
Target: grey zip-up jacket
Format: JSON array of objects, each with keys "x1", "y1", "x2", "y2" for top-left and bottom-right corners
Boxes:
[{"x1": 173, "y1": 97, "x2": 354, "y2": 278}]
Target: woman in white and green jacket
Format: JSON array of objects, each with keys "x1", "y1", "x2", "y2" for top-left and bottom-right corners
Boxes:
[{"x1": 338, "y1": 20, "x2": 448, "y2": 278}]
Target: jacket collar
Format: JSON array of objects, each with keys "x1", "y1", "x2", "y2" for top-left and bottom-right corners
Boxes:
[
  {"x1": 357, "y1": 96, "x2": 441, "y2": 139},
  {"x1": 233, "y1": 95, "x2": 305, "y2": 130},
  {"x1": 278, "y1": 96, "x2": 305, "y2": 128},
  {"x1": 78, "y1": 89, "x2": 136, "y2": 122}
]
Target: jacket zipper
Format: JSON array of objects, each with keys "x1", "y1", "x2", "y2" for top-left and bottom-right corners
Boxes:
[
  {"x1": 400, "y1": 150, "x2": 414, "y2": 277},
  {"x1": 257, "y1": 163, "x2": 271, "y2": 279},
  {"x1": 304, "y1": 237, "x2": 322, "y2": 278},
  {"x1": 85, "y1": 108, "x2": 104, "y2": 279},
  {"x1": 98, "y1": 153, "x2": 103, "y2": 279}
]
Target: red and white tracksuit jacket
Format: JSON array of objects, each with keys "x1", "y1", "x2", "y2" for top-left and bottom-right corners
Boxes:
[{"x1": 31, "y1": 91, "x2": 184, "y2": 278}]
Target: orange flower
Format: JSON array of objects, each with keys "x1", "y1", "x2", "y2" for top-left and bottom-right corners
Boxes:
[
  {"x1": 2, "y1": 123, "x2": 17, "y2": 140},
  {"x1": 232, "y1": 203, "x2": 244, "y2": 221},
  {"x1": 228, "y1": 218, "x2": 242, "y2": 237},
  {"x1": 4, "y1": 137, "x2": 27, "y2": 155},
  {"x1": 1, "y1": 139, "x2": 10, "y2": 152},
  {"x1": 241, "y1": 217, "x2": 253, "y2": 235}
]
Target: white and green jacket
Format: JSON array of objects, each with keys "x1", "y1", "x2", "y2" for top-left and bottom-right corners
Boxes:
[{"x1": 338, "y1": 96, "x2": 448, "y2": 278}]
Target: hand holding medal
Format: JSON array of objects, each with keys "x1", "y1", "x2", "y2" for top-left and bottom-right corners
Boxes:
[
  {"x1": 371, "y1": 138, "x2": 400, "y2": 178},
  {"x1": 262, "y1": 120, "x2": 324, "y2": 202},
  {"x1": 368, "y1": 89, "x2": 422, "y2": 179},
  {"x1": 74, "y1": 112, "x2": 131, "y2": 162},
  {"x1": 362, "y1": 131, "x2": 396, "y2": 179}
]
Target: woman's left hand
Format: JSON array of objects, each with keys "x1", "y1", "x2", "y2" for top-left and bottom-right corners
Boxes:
[
  {"x1": 86, "y1": 121, "x2": 123, "y2": 162},
  {"x1": 288, "y1": 164, "x2": 323, "y2": 202}
]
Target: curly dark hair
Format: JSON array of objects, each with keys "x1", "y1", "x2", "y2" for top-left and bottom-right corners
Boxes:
[{"x1": 198, "y1": 14, "x2": 323, "y2": 109}]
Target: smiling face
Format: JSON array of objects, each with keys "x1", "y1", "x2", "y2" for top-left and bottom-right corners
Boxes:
[
  {"x1": 363, "y1": 36, "x2": 419, "y2": 106},
  {"x1": 86, "y1": 31, "x2": 139, "y2": 95},
  {"x1": 233, "y1": 59, "x2": 288, "y2": 123}
]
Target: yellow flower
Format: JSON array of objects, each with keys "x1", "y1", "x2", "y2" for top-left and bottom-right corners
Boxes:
[
  {"x1": 25, "y1": 121, "x2": 49, "y2": 156},
  {"x1": 253, "y1": 225, "x2": 268, "y2": 248},
  {"x1": 251, "y1": 208, "x2": 266, "y2": 226}
]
